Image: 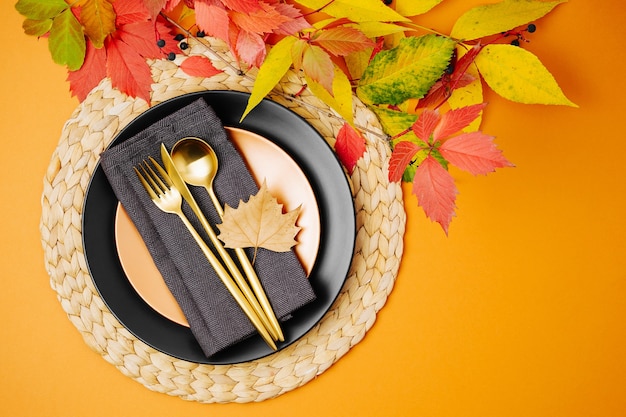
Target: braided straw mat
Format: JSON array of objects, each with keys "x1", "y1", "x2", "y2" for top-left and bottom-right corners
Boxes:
[{"x1": 40, "y1": 38, "x2": 405, "y2": 403}]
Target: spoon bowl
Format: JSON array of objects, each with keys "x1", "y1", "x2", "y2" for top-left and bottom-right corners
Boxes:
[{"x1": 171, "y1": 137, "x2": 219, "y2": 197}]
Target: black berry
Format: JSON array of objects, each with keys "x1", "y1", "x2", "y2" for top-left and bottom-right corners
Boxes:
[
  {"x1": 156, "y1": 39, "x2": 166, "y2": 48},
  {"x1": 383, "y1": 0, "x2": 393, "y2": 5},
  {"x1": 527, "y1": 23, "x2": 537, "y2": 33},
  {"x1": 196, "y1": 30, "x2": 206, "y2": 38},
  {"x1": 167, "y1": 52, "x2": 176, "y2": 60},
  {"x1": 511, "y1": 39, "x2": 520, "y2": 47},
  {"x1": 174, "y1": 34, "x2": 185, "y2": 41},
  {"x1": 180, "y1": 42, "x2": 189, "y2": 50}
]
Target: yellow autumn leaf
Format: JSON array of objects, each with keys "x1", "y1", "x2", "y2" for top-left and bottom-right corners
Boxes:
[
  {"x1": 475, "y1": 44, "x2": 577, "y2": 107},
  {"x1": 77, "y1": 0, "x2": 116, "y2": 48},
  {"x1": 395, "y1": 0, "x2": 444, "y2": 16},
  {"x1": 305, "y1": 66, "x2": 354, "y2": 124},
  {"x1": 241, "y1": 36, "x2": 296, "y2": 121},
  {"x1": 294, "y1": 0, "x2": 409, "y2": 22},
  {"x1": 451, "y1": 0, "x2": 566, "y2": 40},
  {"x1": 448, "y1": 47, "x2": 484, "y2": 131},
  {"x1": 345, "y1": 47, "x2": 372, "y2": 81},
  {"x1": 217, "y1": 181, "x2": 301, "y2": 261}
]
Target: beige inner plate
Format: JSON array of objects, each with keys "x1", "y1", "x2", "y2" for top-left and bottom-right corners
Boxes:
[{"x1": 114, "y1": 127, "x2": 321, "y2": 327}]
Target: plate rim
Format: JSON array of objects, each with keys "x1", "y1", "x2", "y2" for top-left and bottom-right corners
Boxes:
[{"x1": 82, "y1": 90, "x2": 356, "y2": 364}]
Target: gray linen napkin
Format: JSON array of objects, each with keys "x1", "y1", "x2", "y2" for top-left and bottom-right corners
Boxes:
[{"x1": 100, "y1": 98, "x2": 315, "y2": 357}]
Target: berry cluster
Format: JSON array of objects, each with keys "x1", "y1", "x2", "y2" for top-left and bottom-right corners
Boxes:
[
  {"x1": 507, "y1": 23, "x2": 537, "y2": 47},
  {"x1": 156, "y1": 30, "x2": 206, "y2": 60}
]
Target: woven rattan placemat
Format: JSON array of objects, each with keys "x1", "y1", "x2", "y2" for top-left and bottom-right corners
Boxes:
[{"x1": 40, "y1": 38, "x2": 405, "y2": 403}]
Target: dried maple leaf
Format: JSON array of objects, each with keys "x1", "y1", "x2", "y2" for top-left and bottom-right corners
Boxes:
[{"x1": 217, "y1": 181, "x2": 301, "y2": 262}]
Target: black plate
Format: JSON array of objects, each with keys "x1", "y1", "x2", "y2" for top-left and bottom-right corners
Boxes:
[{"x1": 82, "y1": 91, "x2": 355, "y2": 364}]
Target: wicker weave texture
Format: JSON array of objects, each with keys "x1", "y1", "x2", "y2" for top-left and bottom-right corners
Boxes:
[{"x1": 40, "y1": 39, "x2": 405, "y2": 403}]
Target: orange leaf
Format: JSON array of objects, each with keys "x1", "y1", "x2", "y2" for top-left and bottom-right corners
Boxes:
[
  {"x1": 179, "y1": 55, "x2": 222, "y2": 77},
  {"x1": 312, "y1": 27, "x2": 375, "y2": 57},
  {"x1": 195, "y1": 0, "x2": 229, "y2": 42},
  {"x1": 301, "y1": 44, "x2": 334, "y2": 94},
  {"x1": 217, "y1": 181, "x2": 301, "y2": 261},
  {"x1": 229, "y1": 3, "x2": 289, "y2": 34},
  {"x1": 79, "y1": 0, "x2": 116, "y2": 48}
]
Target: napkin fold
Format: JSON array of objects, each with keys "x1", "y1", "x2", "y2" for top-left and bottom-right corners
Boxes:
[{"x1": 100, "y1": 98, "x2": 316, "y2": 357}]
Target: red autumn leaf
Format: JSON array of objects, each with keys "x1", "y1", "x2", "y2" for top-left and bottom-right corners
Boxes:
[
  {"x1": 312, "y1": 27, "x2": 375, "y2": 57},
  {"x1": 335, "y1": 123, "x2": 366, "y2": 174},
  {"x1": 271, "y1": 2, "x2": 311, "y2": 35},
  {"x1": 106, "y1": 36, "x2": 154, "y2": 102},
  {"x1": 388, "y1": 141, "x2": 422, "y2": 182},
  {"x1": 142, "y1": 0, "x2": 168, "y2": 19},
  {"x1": 67, "y1": 41, "x2": 107, "y2": 101},
  {"x1": 234, "y1": 29, "x2": 266, "y2": 67},
  {"x1": 229, "y1": 3, "x2": 289, "y2": 34},
  {"x1": 221, "y1": 0, "x2": 261, "y2": 13},
  {"x1": 433, "y1": 102, "x2": 487, "y2": 141},
  {"x1": 412, "y1": 155, "x2": 458, "y2": 234},
  {"x1": 417, "y1": 73, "x2": 474, "y2": 109},
  {"x1": 195, "y1": 0, "x2": 230, "y2": 42},
  {"x1": 439, "y1": 131, "x2": 513, "y2": 175},
  {"x1": 180, "y1": 55, "x2": 222, "y2": 77},
  {"x1": 114, "y1": 0, "x2": 151, "y2": 25},
  {"x1": 418, "y1": 43, "x2": 483, "y2": 109},
  {"x1": 412, "y1": 109, "x2": 441, "y2": 142}
]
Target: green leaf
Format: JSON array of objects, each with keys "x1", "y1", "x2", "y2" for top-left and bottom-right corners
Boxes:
[
  {"x1": 395, "y1": 0, "x2": 444, "y2": 16},
  {"x1": 48, "y1": 9, "x2": 86, "y2": 71},
  {"x1": 475, "y1": 44, "x2": 577, "y2": 107},
  {"x1": 22, "y1": 18, "x2": 53, "y2": 37},
  {"x1": 451, "y1": 0, "x2": 566, "y2": 40},
  {"x1": 294, "y1": 0, "x2": 409, "y2": 22},
  {"x1": 370, "y1": 106, "x2": 417, "y2": 139},
  {"x1": 242, "y1": 36, "x2": 296, "y2": 121},
  {"x1": 305, "y1": 66, "x2": 354, "y2": 124},
  {"x1": 15, "y1": 0, "x2": 68, "y2": 20},
  {"x1": 357, "y1": 35, "x2": 456, "y2": 105}
]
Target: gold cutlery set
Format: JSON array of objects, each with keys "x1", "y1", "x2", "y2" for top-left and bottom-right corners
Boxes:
[{"x1": 134, "y1": 140, "x2": 283, "y2": 350}]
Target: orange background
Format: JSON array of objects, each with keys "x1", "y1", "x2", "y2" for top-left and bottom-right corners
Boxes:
[{"x1": 2, "y1": 1, "x2": 625, "y2": 416}]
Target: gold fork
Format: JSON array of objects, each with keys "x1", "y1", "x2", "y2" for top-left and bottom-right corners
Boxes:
[{"x1": 134, "y1": 158, "x2": 277, "y2": 351}]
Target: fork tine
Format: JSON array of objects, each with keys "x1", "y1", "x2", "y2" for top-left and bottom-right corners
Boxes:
[
  {"x1": 134, "y1": 166, "x2": 158, "y2": 200},
  {"x1": 148, "y1": 157, "x2": 174, "y2": 187},
  {"x1": 141, "y1": 161, "x2": 168, "y2": 195}
]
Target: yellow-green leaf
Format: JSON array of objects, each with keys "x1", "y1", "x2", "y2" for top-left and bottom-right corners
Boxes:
[
  {"x1": 357, "y1": 34, "x2": 456, "y2": 105},
  {"x1": 15, "y1": 0, "x2": 67, "y2": 20},
  {"x1": 345, "y1": 47, "x2": 373, "y2": 81},
  {"x1": 348, "y1": 21, "x2": 407, "y2": 38},
  {"x1": 451, "y1": 0, "x2": 566, "y2": 40},
  {"x1": 370, "y1": 106, "x2": 417, "y2": 139},
  {"x1": 79, "y1": 0, "x2": 116, "y2": 48},
  {"x1": 242, "y1": 36, "x2": 296, "y2": 121},
  {"x1": 48, "y1": 8, "x2": 86, "y2": 71},
  {"x1": 294, "y1": 0, "x2": 409, "y2": 22},
  {"x1": 305, "y1": 66, "x2": 354, "y2": 124},
  {"x1": 395, "y1": 0, "x2": 444, "y2": 16},
  {"x1": 23, "y1": 18, "x2": 53, "y2": 37},
  {"x1": 475, "y1": 44, "x2": 577, "y2": 107}
]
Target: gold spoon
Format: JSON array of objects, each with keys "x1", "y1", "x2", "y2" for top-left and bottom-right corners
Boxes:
[{"x1": 171, "y1": 137, "x2": 284, "y2": 342}]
